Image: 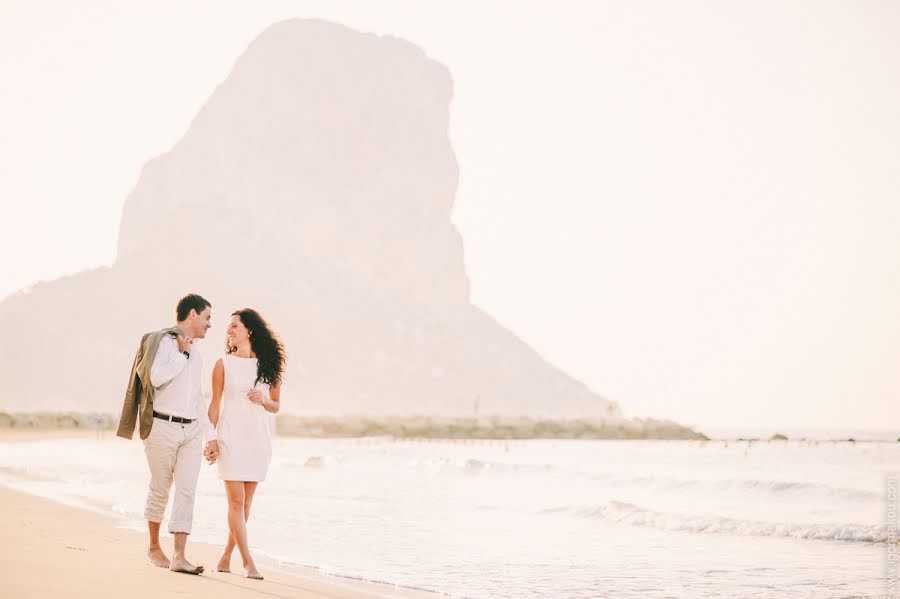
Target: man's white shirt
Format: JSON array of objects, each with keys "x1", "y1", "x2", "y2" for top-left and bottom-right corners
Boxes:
[{"x1": 149, "y1": 335, "x2": 216, "y2": 441}]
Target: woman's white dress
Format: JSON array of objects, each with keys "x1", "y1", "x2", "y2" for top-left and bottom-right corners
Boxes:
[{"x1": 216, "y1": 354, "x2": 272, "y2": 482}]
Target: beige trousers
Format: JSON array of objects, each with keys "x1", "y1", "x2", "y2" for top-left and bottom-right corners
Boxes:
[{"x1": 142, "y1": 418, "x2": 202, "y2": 534}]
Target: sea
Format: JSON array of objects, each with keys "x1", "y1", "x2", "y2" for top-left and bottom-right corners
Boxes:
[{"x1": 0, "y1": 429, "x2": 897, "y2": 598}]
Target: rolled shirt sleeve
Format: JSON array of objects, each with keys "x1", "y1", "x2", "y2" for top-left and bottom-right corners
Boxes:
[{"x1": 150, "y1": 335, "x2": 188, "y2": 388}]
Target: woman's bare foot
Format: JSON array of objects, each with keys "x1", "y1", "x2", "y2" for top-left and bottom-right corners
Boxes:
[
  {"x1": 169, "y1": 556, "x2": 204, "y2": 575},
  {"x1": 147, "y1": 546, "x2": 171, "y2": 568},
  {"x1": 216, "y1": 554, "x2": 232, "y2": 573},
  {"x1": 243, "y1": 563, "x2": 263, "y2": 580}
]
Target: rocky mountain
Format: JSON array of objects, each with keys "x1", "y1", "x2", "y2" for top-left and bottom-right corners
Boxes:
[{"x1": 0, "y1": 19, "x2": 640, "y2": 424}]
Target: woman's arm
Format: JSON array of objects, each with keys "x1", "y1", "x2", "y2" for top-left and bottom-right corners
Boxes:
[
  {"x1": 263, "y1": 384, "x2": 281, "y2": 414},
  {"x1": 248, "y1": 383, "x2": 281, "y2": 413},
  {"x1": 208, "y1": 358, "x2": 225, "y2": 427}
]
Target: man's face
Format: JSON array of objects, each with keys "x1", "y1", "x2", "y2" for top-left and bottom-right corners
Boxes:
[{"x1": 191, "y1": 306, "x2": 212, "y2": 339}]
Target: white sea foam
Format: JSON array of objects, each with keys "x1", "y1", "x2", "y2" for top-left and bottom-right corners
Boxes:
[
  {"x1": 544, "y1": 500, "x2": 889, "y2": 543},
  {"x1": 590, "y1": 473, "x2": 881, "y2": 501}
]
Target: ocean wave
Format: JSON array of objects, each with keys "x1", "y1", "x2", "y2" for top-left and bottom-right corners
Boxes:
[
  {"x1": 405, "y1": 456, "x2": 558, "y2": 474},
  {"x1": 543, "y1": 500, "x2": 889, "y2": 543},
  {"x1": 301, "y1": 455, "x2": 337, "y2": 468},
  {"x1": 594, "y1": 474, "x2": 879, "y2": 502},
  {"x1": 403, "y1": 458, "x2": 877, "y2": 503}
]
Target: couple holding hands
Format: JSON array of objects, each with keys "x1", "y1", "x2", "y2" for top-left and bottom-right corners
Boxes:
[{"x1": 116, "y1": 293, "x2": 286, "y2": 580}]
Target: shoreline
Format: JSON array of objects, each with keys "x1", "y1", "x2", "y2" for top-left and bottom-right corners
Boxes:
[
  {"x1": 0, "y1": 428, "x2": 894, "y2": 444},
  {"x1": 2, "y1": 411, "x2": 896, "y2": 442},
  {"x1": 0, "y1": 431, "x2": 440, "y2": 599},
  {"x1": 0, "y1": 411, "x2": 710, "y2": 440}
]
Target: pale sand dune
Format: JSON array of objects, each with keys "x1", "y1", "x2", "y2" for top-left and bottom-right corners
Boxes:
[{"x1": 0, "y1": 434, "x2": 437, "y2": 599}]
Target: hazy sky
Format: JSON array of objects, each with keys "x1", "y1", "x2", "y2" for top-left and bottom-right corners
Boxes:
[{"x1": 1, "y1": 1, "x2": 898, "y2": 431}]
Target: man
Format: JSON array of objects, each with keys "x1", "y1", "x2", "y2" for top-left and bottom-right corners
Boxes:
[{"x1": 116, "y1": 293, "x2": 219, "y2": 575}]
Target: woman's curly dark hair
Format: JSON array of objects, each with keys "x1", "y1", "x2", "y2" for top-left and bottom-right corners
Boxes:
[{"x1": 226, "y1": 308, "x2": 286, "y2": 387}]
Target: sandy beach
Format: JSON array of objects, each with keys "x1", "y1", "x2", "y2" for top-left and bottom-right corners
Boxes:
[{"x1": 0, "y1": 431, "x2": 437, "y2": 599}]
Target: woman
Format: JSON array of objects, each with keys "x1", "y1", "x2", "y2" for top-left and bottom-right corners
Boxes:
[{"x1": 208, "y1": 308, "x2": 285, "y2": 580}]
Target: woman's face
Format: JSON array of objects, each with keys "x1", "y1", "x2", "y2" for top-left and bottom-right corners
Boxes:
[{"x1": 226, "y1": 315, "x2": 250, "y2": 348}]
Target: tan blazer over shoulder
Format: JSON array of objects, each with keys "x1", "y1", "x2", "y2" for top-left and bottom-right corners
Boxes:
[{"x1": 116, "y1": 326, "x2": 183, "y2": 440}]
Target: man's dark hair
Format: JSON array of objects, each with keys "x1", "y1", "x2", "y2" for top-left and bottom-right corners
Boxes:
[{"x1": 176, "y1": 293, "x2": 211, "y2": 322}]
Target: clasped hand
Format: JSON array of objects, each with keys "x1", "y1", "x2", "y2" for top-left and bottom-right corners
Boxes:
[
  {"x1": 203, "y1": 440, "x2": 219, "y2": 464},
  {"x1": 247, "y1": 389, "x2": 265, "y2": 406}
]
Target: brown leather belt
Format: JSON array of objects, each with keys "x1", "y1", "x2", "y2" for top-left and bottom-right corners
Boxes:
[{"x1": 152, "y1": 410, "x2": 195, "y2": 424}]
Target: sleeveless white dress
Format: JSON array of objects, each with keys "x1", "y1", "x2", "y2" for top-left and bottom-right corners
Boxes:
[{"x1": 216, "y1": 354, "x2": 272, "y2": 482}]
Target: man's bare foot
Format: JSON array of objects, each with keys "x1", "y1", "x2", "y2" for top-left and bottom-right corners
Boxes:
[
  {"x1": 216, "y1": 555, "x2": 231, "y2": 573},
  {"x1": 148, "y1": 546, "x2": 171, "y2": 568},
  {"x1": 243, "y1": 564, "x2": 263, "y2": 580},
  {"x1": 169, "y1": 556, "x2": 204, "y2": 575}
]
